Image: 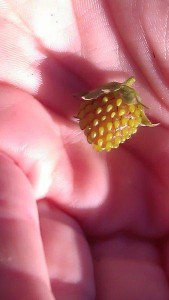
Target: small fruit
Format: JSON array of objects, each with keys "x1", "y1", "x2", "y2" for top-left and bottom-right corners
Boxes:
[{"x1": 76, "y1": 77, "x2": 158, "y2": 152}]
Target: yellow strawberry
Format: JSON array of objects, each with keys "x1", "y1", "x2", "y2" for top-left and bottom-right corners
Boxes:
[{"x1": 76, "y1": 77, "x2": 158, "y2": 152}]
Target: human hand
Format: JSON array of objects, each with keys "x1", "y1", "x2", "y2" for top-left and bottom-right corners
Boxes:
[{"x1": 0, "y1": 1, "x2": 169, "y2": 299}]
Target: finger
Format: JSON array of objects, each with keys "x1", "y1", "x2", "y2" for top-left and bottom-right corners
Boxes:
[
  {"x1": 92, "y1": 235, "x2": 169, "y2": 300},
  {"x1": 0, "y1": 154, "x2": 54, "y2": 300},
  {"x1": 0, "y1": 85, "x2": 107, "y2": 221},
  {"x1": 107, "y1": 0, "x2": 169, "y2": 89},
  {"x1": 38, "y1": 201, "x2": 95, "y2": 300},
  {"x1": 0, "y1": 85, "x2": 72, "y2": 200}
]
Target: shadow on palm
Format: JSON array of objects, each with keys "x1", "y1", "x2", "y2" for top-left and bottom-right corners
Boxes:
[{"x1": 37, "y1": 52, "x2": 169, "y2": 240}]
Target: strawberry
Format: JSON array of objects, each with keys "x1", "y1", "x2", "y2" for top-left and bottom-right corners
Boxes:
[{"x1": 76, "y1": 77, "x2": 158, "y2": 152}]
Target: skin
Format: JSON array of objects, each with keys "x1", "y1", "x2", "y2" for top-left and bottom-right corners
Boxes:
[{"x1": 0, "y1": 0, "x2": 169, "y2": 299}]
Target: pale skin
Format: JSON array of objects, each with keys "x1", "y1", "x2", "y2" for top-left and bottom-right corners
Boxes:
[{"x1": 0, "y1": 1, "x2": 169, "y2": 299}]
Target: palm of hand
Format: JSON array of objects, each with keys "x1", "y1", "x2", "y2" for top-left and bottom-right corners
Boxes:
[{"x1": 0, "y1": 1, "x2": 169, "y2": 299}]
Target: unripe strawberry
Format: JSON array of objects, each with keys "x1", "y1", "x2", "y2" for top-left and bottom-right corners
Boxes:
[{"x1": 76, "y1": 77, "x2": 158, "y2": 152}]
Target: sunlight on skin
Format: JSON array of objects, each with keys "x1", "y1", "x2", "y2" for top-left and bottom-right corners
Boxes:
[
  {"x1": 38, "y1": 201, "x2": 95, "y2": 299},
  {"x1": 0, "y1": 155, "x2": 55, "y2": 300},
  {"x1": 0, "y1": 0, "x2": 169, "y2": 299}
]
